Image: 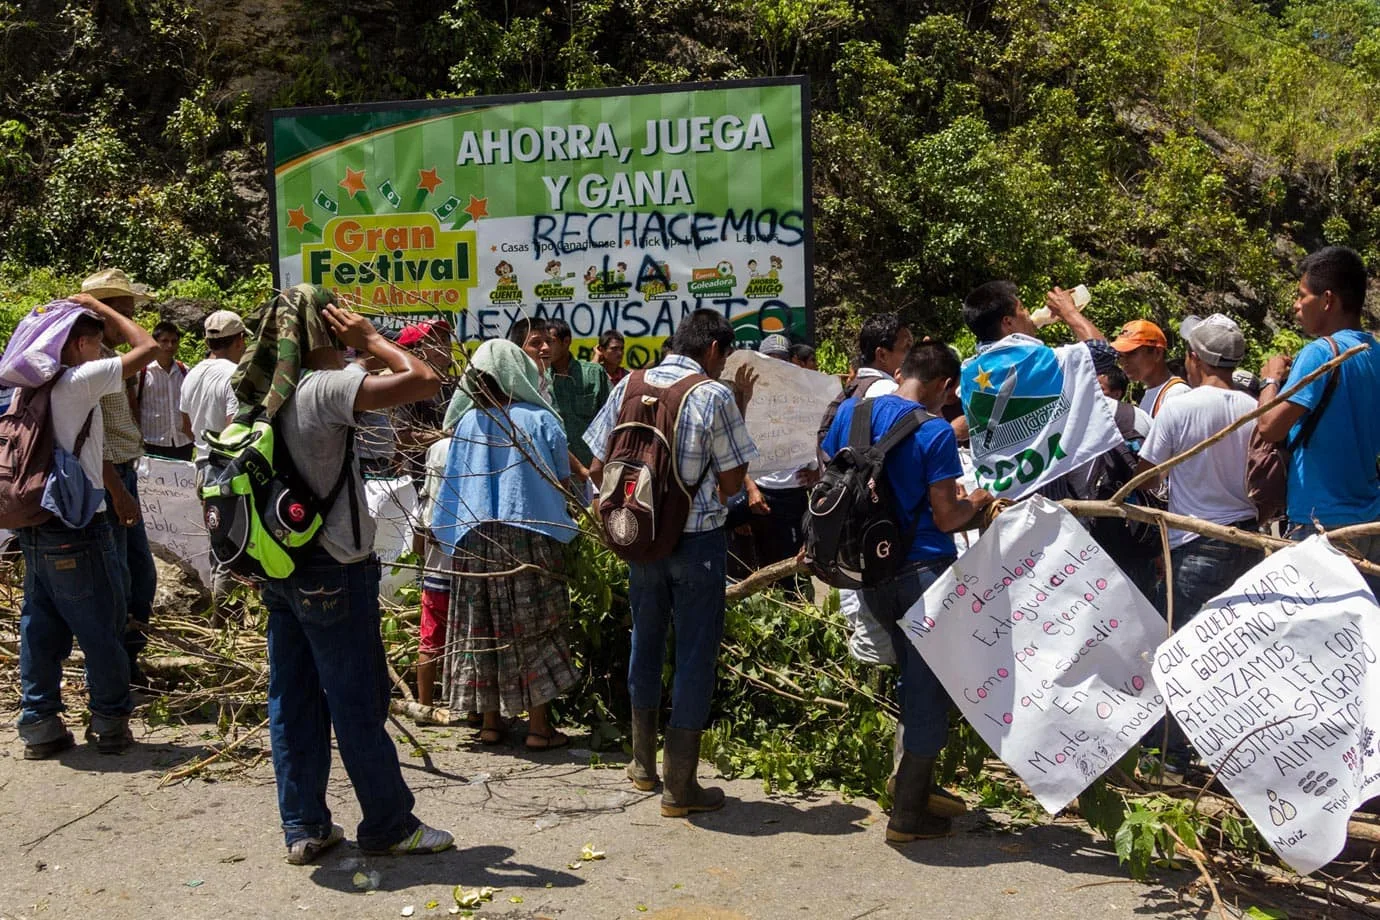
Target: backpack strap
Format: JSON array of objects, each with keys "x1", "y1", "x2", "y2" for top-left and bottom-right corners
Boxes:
[
  {"x1": 272, "y1": 411, "x2": 362, "y2": 551},
  {"x1": 663, "y1": 372, "x2": 715, "y2": 495},
  {"x1": 871, "y1": 405, "x2": 933, "y2": 457},
  {"x1": 72, "y1": 408, "x2": 96, "y2": 459},
  {"x1": 1288, "y1": 336, "x2": 1342, "y2": 452},
  {"x1": 1151, "y1": 376, "x2": 1186, "y2": 416}
]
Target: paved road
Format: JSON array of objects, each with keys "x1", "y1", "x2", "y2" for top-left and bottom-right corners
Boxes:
[{"x1": 0, "y1": 718, "x2": 1194, "y2": 920}]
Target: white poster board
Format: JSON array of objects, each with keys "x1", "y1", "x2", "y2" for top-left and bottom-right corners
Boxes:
[
  {"x1": 1152, "y1": 536, "x2": 1380, "y2": 875},
  {"x1": 901, "y1": 497, "x2": 1165, "y2": 812},
  {"x1": 722, "y1": 350, "x2": 840, "y2": 475},
  {"x1": 137, "y1": 457, "x2": 212, "y2": 588}
]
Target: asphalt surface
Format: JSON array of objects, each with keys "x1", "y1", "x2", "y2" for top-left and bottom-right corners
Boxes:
[{"x1": 0, "y1": 716, "x2": 1198, "y2": 920}]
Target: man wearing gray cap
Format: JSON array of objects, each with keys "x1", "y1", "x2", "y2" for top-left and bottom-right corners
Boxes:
[
  {"x1": 179, "y1": 310, "x2": 248, "y2": 624},
  {"x1": 1135, "y1": 313, "x2": 1262, "y2": 775}
]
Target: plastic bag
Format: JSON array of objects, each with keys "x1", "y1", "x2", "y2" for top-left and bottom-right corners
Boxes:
[{"x1": 0, "y1": 300, "x2": 91, "y2": 388}]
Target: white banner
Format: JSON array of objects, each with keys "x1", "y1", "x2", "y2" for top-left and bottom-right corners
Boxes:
[
  {"x1": 722, "y1": 350, "x2": 839, "y2": 475},
  {"x1": 137, "y1": 457, "x2": 212, "y2": 588},
  {"x1": 1152, "y1": 536, "x2": 1380, "y2": 875},
  {"x1": 902, "y1": 497, "x2": 1165, "y2": 812},
  {"x1": 960, "y1": 336, "x2": 1122, "y2": 500}
]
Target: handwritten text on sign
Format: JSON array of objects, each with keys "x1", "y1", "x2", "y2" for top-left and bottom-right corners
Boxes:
[
  {"x1": 722, "y1": 350, "x2": 840, "y2": 475},
  {"x1": 138, "y1": 457, "x2": 211, "y2": 588},
  {"x1": 902, "y1": 498, "x2": 1165, "y2": 812},
  {"x1": 1152, "y1": 536, "x2": 1379, "y2": 875}
]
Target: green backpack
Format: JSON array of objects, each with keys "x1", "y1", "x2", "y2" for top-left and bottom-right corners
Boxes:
[{"x1": 199, "y1": 410, "x2": 358, "y2": 579}]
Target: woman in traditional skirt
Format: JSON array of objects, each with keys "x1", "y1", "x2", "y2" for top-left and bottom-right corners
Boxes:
[{"x1": 432, "y1": 338, "x2": 580, "y2": 751}]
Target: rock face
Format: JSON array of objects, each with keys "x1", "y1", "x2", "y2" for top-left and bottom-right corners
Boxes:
[
  {"x1": 151, "y1": 551, "x2": 211, "y2": 618},
  {"x1": 155, "y1": 297, "x2": 221, "y2": 337}
]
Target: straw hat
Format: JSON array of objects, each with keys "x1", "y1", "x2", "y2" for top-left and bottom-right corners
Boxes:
[{"x1": 80, "y1": 268, "x2": 153, "y2": 306}]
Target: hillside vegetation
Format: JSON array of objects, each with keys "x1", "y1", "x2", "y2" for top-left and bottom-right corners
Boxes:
[{"x1": 4, "y1": 0, "x2": 1380, "y2": 359}]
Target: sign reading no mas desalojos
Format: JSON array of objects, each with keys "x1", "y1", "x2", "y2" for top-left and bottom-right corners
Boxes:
[
  {"x1": 268, "y1": 79, "x2": 811, "y2": 364},
  {"x1": 901, "y1": 497, "x2": 1166, "y2": 813}
]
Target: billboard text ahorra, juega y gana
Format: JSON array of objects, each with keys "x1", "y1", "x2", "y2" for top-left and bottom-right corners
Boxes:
[{"x1": 268, "y1": 78, "x2": 812, "y2": 367}]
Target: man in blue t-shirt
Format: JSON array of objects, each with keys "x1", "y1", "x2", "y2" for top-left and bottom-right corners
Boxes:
[
  {"x1": 821, "y1": 343, "x2": 993, "y2": 843},
  {"x1": 1257, "y1": 246, "x2": 1380, "y2": 588}
]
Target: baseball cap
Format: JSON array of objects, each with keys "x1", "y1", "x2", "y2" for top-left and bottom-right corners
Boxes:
[
  {"x1": 1109, "y1": 319, "x2": 1168, "y2": 353},
  {"x1": 1180, "y1": 314, "x2": 1245, "y2": 368},
  {"x1": 397, "y1": 318, "x2": 454, "y2": 348},
  {"x1": 759, "y1": 333, "x2": 791, "y2": 357},
  {"x1": 203, "y1": 310, "x2": 246, "y2": 339}
]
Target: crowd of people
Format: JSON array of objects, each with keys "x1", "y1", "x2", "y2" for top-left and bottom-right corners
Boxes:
[{"x1": 6, "y1": 244, "x2": 1379, "y2": 862}]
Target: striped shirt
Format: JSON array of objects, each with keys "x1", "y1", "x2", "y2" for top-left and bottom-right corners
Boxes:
[
  {"x1": 583, "y1": 354, "x2": 758, "y2": 532},
  {"x1": 99, "y1": 345, "x2": 143, "y2": 463},
  {"x1": 137, "y1": 360, "x2": 192, "y2": 448}
]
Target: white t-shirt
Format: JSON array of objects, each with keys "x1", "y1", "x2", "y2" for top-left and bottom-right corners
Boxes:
[
  {"x1": 1138, "y1": 377, "x2": 1191, "y2": 417},
  {"x1": 51, "y1": 357, "x2": 125, "y2": 490},
  {"x1": 1140, "y1": 386, "x2": 1257, "y2": 547},
  {"x1": 179, "y1": 358, "x2": 238, "y2": 460},
  {"x1": 854, "y1": 367, "x2": 899, "y2": 397}
]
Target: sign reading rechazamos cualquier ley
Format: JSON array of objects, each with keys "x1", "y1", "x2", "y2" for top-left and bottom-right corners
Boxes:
[{"x1": 267, "y1": 78, "x2": 812, "y2": 366}]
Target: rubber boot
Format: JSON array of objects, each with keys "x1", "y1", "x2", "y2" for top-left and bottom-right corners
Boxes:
[
  {"x1": 660, "y1": 728, "x2": 724, "y2": 817},
  {"x1": 887, "y1": 775, "x2": 969, "y2": 818},
  {"x1": 627, "y1": 708, "x2": 660, "y2": 791},
  {"x1": 885, "y1": 753, "x2": 951, "y2": 842}
]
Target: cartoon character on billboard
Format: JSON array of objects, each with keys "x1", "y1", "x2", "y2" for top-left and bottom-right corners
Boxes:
[{"x1": 489, "y1": 259, "x2": 524, "y2": 304}]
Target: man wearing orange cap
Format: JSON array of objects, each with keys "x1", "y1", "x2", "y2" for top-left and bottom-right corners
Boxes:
[{"x1": 1109, "y1": 320, "x2": 1190, "y2": 417}]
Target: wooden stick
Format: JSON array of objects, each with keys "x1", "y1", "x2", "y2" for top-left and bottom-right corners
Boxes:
[
  {"x1": 1162, "y1": 827, "x2": 1231, "y2": 920},
  {"x1": 20, "y1": 795, "x2": 120, "y2": 853},
  {"x1": 389, "y1": 699, "x2": 455, "y2": 724},
  {"x1": 158, "y1": 719, "x2": 269, "y2": 788},
  {"x1": 1109, "y1": 343, "x2": 1370, "y2": 504},
  {"x1": 725, "y1": 556, "x2": 808, "y2": 601},
  {"x1": 1059, "y1": 500, "x2": 1380, "y2": 577}
]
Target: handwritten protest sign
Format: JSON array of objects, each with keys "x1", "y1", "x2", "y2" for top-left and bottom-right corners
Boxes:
[
  {"x1": 960, "y1": 338, "x2": 1122, "y2": 500},
  {"x1": 902, "y1": 497, "x2": 1165, "y2": 812},
  {"x1": 722, "y1": 349, "x2": 840, "y2": 475},
  {"x1": 138, "y1": 457, "x2": 212, "y2": 588},
  {"x1": 1152, "y1": 536, "x2": 1380, "y2": 874}
]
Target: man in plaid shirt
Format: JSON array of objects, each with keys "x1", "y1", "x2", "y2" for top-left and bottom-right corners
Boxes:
[{"x1": 584, "y1": 309, "x2": 758, "y2": 817}]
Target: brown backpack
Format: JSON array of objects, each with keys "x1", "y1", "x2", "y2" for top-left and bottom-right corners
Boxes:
[
  {"x1": 0, "y1": 377, "x2": 64, "y2": 529},
  {"x1": 1245, "y1": 337, "x2": 1341, "y2": 524},
  {"x1": 596, "y1": 370, "x2": 713, "y2": 563}
]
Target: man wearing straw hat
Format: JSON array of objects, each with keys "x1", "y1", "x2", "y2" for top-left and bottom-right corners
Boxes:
[{"x1": 80, "y1": 268, "x2": 160, "y2": 691}]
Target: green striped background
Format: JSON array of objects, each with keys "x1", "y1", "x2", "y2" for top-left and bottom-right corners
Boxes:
[{"x1": 273, "y1": 85, "x2": 804, "y2": 260}]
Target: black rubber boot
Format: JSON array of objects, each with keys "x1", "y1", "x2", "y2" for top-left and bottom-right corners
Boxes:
[
  {"x1": 627, "y1": 708, "x2": 660, "y2": 791},
  {"x1": 660, "y1": 728, "x2": 725, "y2": 817},
  {"x1": 886, "y1": 754, "x2": 952, "y2": 842},
  {"x1": 85, "y1": 719, "x2": 134, "y2": 755}
]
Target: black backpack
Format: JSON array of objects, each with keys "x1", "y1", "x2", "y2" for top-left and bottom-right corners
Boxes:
[
  {"x1": 1039, "y1": 402, "x2": 1162, "y2": 561},
  {"x1": 804, "y1": 398, "x2": 935, "y2": 588}
]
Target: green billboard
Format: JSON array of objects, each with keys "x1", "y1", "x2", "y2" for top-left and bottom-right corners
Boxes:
[{"x1": 268, "y1": 78, "x2": 812, "y2": 367}]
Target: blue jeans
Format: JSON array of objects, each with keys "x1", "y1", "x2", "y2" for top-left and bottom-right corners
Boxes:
[
  {"x1": 1168, "y1": 530, "x2": 1261, "y2": 628},
  {"x1": 261, "y1": 548, "x2": 420, "y2": 850},
  {"x1": 112, "y1": 461, "x2": 157, "y2": 661},
  {"x1": 17, "y1": 515, "x2": 132, "y2": 741},
  {"x1": 861, "y1": 560, "x2": 954, "y2": 757},
  {"x1": 628, "y1": 529, "x2": 727, "y2": 731}
]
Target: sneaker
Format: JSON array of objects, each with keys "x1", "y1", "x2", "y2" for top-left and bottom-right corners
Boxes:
[
  {"x1": 85, "y1": 724, "x2": 134, "y2": 755},
  {"x1": 284, "y1": 824, "x2": 345, "y2": 865},
  {"x1": 364, "y1": 823, "x2": 454, "y2": 856},
  {"x1": 23, "y1": 732, "x2": 75, "y2": 760}
]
